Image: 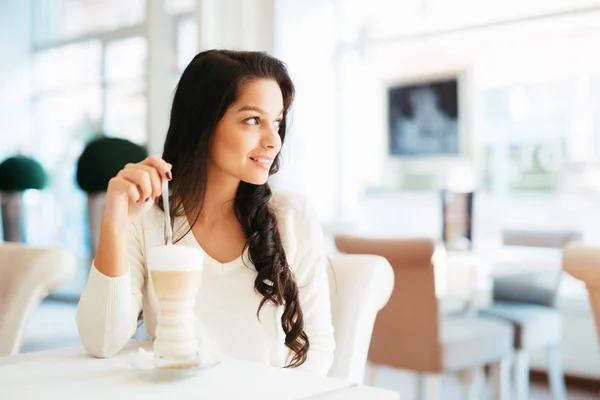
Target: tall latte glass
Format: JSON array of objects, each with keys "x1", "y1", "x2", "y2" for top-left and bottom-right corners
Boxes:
[{"x1": 147, "y1": 245, "x2": 203, "y2": 369}]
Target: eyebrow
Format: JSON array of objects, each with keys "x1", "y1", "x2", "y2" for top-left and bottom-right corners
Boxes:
[{"x1": 237, "y1": 106, "x2": 284, "y2": 116}]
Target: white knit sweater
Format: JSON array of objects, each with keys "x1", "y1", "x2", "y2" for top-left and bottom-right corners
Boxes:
[{"x1": 75, "y1": 190, "x2": 335, "y2": 376}]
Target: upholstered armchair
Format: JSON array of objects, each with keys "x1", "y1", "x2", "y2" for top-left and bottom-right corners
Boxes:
[{"x1": 0, "y1": 243, "x2": 76, "y2": 356}]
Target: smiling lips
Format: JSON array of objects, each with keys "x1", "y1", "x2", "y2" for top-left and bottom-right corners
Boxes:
[{"x1": 249, "y1": 156, "x2": 273, "y2": 169}]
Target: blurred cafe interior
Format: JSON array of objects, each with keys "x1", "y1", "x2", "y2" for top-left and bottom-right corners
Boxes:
[{"x1": 1, "y1": 0, "x2": 600, "y2": 399}]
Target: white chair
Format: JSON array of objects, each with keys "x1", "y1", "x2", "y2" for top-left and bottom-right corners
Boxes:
[
  {"x1": 326, "y1": 254, "x2": 394, "y2": 383},
  {"x1": 0, "y1": 243, "x2": 76, "y2": 356}
]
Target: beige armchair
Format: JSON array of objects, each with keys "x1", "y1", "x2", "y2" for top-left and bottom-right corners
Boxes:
[
  {"x1": 335, "y1": 236, "x2": 515, "y2": 400},
  {"x1": 326, "y1": 254, "x2": 394, "y2": 383},
  {"x1": 562, "y1": 245, "x2": 600, "y2": 343},
  {"x1": 0, "y1": 243, "x2": 76, "y2": 356}
]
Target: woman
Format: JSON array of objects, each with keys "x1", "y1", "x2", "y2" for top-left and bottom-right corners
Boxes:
[{"x1": 76, "y1": 50, "x2": 335, "y2": 375}]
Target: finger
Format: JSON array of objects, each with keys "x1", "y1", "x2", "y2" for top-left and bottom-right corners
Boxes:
[
  {"x1": 140, "y1": 155, "x2": 172, "y2": 180},
  {"x1": 124, "y1": 157, "x2": 171, "y2": 181},
  {"x1": 108, "y1": 177, "x2": 142, "y2": 204},
  {"x1": 134, "y1": 164, "x2": 162, "y2": 199},
  {"x1": 117, "y1": 169, "x2": 153, "y2": 201}
]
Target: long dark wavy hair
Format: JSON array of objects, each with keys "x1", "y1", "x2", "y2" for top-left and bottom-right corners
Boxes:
[{"x1": 160, "y1": 50, "x2": 308, "y2": 367}]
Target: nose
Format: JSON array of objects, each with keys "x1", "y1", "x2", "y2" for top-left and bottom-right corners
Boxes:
[{"x1": 260, "y1": 124, "x2": 280, "y2": 150}]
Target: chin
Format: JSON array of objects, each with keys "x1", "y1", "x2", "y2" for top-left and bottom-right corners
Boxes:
[{"x1": 241, "y1": 174, "x2": 269, "y2": 186}]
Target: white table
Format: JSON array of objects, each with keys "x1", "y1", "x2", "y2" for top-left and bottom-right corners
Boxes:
[
  {"x1": 316, "y1": 385, "x2": 400, "y2": 399},
  {"x1": 0, "y1": 342, "x2": 399, "y2": 400},
  {"x1": 444, "y1": 251, "x2": 494, "y2": 311},
  {"x1": 444, "y1": 246, "x2": 564, "y2": 312}
]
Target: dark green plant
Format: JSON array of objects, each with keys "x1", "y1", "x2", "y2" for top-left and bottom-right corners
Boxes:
[
  {"x1": 76, "y1": 136, "x2": 148, "y2": 193},
  {"x1": 0, "y1": 156, "x2": 48, "y2": 192}
]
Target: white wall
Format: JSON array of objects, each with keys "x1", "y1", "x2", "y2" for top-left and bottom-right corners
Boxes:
[{"x1": 0, "y1": 0, "x2": 33, "y2": 160}]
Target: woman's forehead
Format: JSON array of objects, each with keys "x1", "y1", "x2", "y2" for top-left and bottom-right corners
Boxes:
[{"x1": 234, "y1": 79, "x2": 284, "y2": 115}]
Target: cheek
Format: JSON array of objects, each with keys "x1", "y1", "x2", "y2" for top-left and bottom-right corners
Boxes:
[{"x1": 211, "y1": 126, "x2": 252, "y2": 162}]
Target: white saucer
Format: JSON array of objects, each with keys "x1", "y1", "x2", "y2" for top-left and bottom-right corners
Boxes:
[{"x1": 128, "y1": 346, "x2": 222, "y2": 380}]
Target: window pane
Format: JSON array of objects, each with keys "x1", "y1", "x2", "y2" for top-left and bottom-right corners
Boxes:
[
  {"x1": 105, "y1": 37, "x2": 147, "y2": 83},
  {"x1": 177, "y1": 17, "x2": 198, "y2": 71},
  {"x1": 483, "y1": 81, "x2": 573, "y2": 141},
  {"x1": 590, "y1": 77, "x2": 600, "y2": 158},
  {"x1": 508, "y1": 140, "x2": 566, "y2": 192},
  {"x1": 33, "y1": 89, "x2": 102, "y2": 167},
  {"x1": 482, "y1": 81, "x2": 574, "y2": 193},
  {"x1": 104, "y1": 81, "x2": 147, "y2": 145},
  {"x1": 31, "y1": 88, "x2": 103, "y2": 297},
  {"x1": 34, "y1": 0, "x2": 146, "y2": 44},
  {"x1": 34, "y1": 41, "x2": 102, "y2": 92},
  {"x1": 166, "y1": 0, "x2": 195, "y2": 14}
]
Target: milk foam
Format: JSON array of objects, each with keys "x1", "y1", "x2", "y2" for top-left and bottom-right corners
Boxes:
[{"x1": 146, "y1": 245, "x2": 204, "y2": 272}]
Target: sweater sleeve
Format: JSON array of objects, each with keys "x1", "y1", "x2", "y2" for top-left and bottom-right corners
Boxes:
[
  {"x1": 75, "y1": 221, "x2": 146, "y2": 358},
  {"x1": 292, "y1": 200, "x2": 335, "y2": 376}
]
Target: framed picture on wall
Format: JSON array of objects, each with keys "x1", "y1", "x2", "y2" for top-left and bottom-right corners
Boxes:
[{"x1": 388, "y1": 78, "x2": 460, "y2": 156}]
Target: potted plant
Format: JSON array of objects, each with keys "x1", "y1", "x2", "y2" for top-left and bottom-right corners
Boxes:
[
  {"x1": 76, "y1": 136, "x2": 148, "y2": 256},
  {"x1": 0, "y1": 156, "x2": 48, "y2": 242}
]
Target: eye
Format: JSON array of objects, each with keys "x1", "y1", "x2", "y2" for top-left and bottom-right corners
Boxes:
[
  {"x1": 245, "y1": 117, "x2": 260, "y2": 126},
  {"x1": 274, "y1": 119, "x2": 282, "y2": 129}
]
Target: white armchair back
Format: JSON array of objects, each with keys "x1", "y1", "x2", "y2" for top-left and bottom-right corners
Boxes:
[
  {"x1": 0, "y1": 243, "x2": 76, "y2": 356},
  {"x1": 327, "y1": 254, "x2": 394, "y2": 383}
]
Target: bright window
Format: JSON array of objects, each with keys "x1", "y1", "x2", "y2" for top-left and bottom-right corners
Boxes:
[
  {"x1": 165, "y1": 0, "x2": 195, "y2": 15},
  {"x1": 104, "y1": 37, "x2": 147, "y2": 82},
  {"x1": 33, "y1": 41, "x2": 102, "y2": 92},
  {"x1": 34, "y1": 0, "x2": 146, "y2": 45},
  {"x1": 177, "y1": 17, "x2": 198, "y2": 71},
  {"x1": 482, "y1": 81, "x2": 574, "y2": 193},
  {"x1": 28, "y1": 2, "x2": 196, "y2": 298},
  {"x1": 104, "y1": 37, "x2": 148, "y2": 144}
]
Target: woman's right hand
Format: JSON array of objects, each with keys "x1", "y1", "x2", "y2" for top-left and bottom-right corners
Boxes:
[{"x1": 102, "y1": 155, "x2": 172, "y2": 227}]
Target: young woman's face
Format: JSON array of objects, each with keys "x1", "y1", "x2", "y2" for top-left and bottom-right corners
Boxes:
[{"x1": 209, "y1": 79, "x2": 284, "y2": 185}]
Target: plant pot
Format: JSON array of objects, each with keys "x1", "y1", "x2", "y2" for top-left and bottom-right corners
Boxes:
[
  {"x1": 1, "y1": 192, "x2": 24, "y2": 243},
  {"x1": 87, "y1": 193, "x2": 106, "y2": 257}
]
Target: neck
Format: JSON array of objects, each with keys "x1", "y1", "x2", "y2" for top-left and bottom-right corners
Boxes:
[{"x1": 195, "y1": 168, "x2": 240, "y2": 228}]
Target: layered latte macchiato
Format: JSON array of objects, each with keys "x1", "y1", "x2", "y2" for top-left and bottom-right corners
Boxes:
[{"x1": 147, "y1": 245, "x2": 204, "y2": 368}]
